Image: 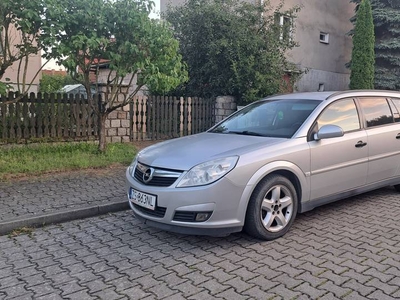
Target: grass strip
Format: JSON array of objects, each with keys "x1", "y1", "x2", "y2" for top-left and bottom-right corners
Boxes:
[{"x1": 0, "y1": 142, "x2": 136, "y2": 180}]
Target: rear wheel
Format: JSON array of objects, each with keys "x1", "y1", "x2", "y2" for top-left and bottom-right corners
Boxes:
[{"x1": 244, "y1": 175, "x2": 298, "y2": 240}]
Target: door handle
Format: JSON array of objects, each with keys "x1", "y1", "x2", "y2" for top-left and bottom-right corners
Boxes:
[
  {"x1": 355, "y1": 141, "x2": 367, "y2": 148},
  {"x1": 396, "y1": 133, "x2": 400, "y2": 139}
]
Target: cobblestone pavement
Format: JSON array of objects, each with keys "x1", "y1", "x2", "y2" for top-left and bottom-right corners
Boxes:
[
  {"x1": 1, "y1": 186, "x2": 400, "y2": 299},
  {"x1": 0, "y1": 167, "x2": 126, "y2": 222}
]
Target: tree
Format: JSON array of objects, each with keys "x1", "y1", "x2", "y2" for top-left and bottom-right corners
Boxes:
[
  {"x1": 350, "y1": 0, "x2": 375, "y2": 89},
  {"x1": 164, "y1": 0, "x2": 300, "y2": 104},
  {"x1": 44, "y1": 0, "x2": 188, "y2": 151},
  {"x1": 39, "y1": 73, "x2": 75, "y2": 93},
  {"x1": 0, "y1": 0, "x2": 56, "y2": 95},
  {"x1": 351, "y1": 0, "x2": 400, "y2": 90}
]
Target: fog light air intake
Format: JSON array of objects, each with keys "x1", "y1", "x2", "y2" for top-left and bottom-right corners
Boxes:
[{"x1": 173, "y1": 211, "x2": 212, "y2": 222}]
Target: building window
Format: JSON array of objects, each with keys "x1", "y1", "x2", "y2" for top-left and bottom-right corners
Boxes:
[
  {"x1": 275, "y1": 14, "x2": 293, "y2": 42},
  {"x1": 320, "y1": 32, "x2": 329, "y2": 44}
]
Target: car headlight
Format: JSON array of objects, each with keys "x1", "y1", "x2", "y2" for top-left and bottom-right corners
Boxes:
[
  {"x1": 176, "y1": 156, "x2": 238, "y2": 188},
  {"x1": 128, "y1": 154, "x2": 140, "y2": 176}
]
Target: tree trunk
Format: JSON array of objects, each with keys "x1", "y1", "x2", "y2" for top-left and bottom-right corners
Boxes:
[{"x1": 98, "y1": 113, "x2": 108, "y2": 152}]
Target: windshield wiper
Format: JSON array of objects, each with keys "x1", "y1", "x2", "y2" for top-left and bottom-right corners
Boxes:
[{"x1": 225, "y1": 130, "x2": 265, "y2": 136}]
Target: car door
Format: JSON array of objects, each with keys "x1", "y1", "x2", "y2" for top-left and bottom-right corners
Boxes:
[
  {"x1": 358, "y1": 97, "x2": 400, "y2": 184},
  {"x1": 308, "y1": 98, "x2": 368, "y2": 200}
]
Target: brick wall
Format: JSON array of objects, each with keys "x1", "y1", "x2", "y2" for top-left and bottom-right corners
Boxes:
[
  {"x1": 214, "y1": 96, "x2": 237, "y2": 123},
  {"x1": 105, "y1": 104, "x2": 131, "y2": 143}
]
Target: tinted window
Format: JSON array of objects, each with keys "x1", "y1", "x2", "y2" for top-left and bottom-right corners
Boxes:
[
  {"x1": 359, "y1": 97, "x2": 393, "y2": 127},
  {"x1": 210, "y1": 99, "x2": 320, "y2": 138},
  {"x1": 317, "y1": 99, "x2": 360, "y2": 132},
  {"x1": 390, "y1": 98, "x2": 400, "y2": 122}
]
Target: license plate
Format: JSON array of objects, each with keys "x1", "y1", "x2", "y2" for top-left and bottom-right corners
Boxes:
[{"x1": 129, "y1": 188, "x2": 157, "y2": 210}]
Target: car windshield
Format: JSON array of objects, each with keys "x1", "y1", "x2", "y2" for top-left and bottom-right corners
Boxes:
[{"x1": 210, "y1": 99, "x2": 321, "y2": 138}]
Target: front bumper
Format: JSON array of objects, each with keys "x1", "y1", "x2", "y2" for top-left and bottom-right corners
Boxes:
[{"x1": 125, "y1": 167, "x2": 246, "y2": 236}]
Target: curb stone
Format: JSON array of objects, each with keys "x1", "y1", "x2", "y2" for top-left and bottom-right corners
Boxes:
[{"x1": 0, "y1": 201, "x2": 129, "y2": 236}]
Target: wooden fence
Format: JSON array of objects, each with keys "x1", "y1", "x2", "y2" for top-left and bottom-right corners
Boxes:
[
  {"x1": 0, "y1": 92, "x2": 98, "y2": 142},
  {"x1": 130, "y1": 96, "x2": 215, "y2": 141},
  {"x1": 0, "y1": 92, "x2": 216, "y2": 143}
]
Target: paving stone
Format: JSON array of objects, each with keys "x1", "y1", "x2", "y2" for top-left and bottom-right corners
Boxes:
[
  {"x1": 182, "y1": 271, "x2": 209, "y2": 286},
  {"x1": 242, "y1": 287, "x2": 279, "y2": 300},
  {"x1": 2, "y1": 284, "x2": 29, "y2": 298},
  {"x1": 294, "y1": 282, "x2": 327, "y2": 299},
  {"x1": 273, "y1": 273, "x2": 302, "y2": 289},
  {"x1": 342, "y1": 279, "x2": 376, "y2": 297},
  {"x1": 363, "y1": 267, "x2": 394, "y2": 283},
  {"x1": 3, "y1": 174, "x2": 400, "y2": 300},
  {"x1": 233, "y1": 266, "x2": 262, "y2": 281},
  {"x1": 187, "y1": 290, "x2": 215, "y2": 300},
  {"x1": 190, "y1": 261, "x2": 218, "y2": 275},
  {"x1": 318, "y1": 270, "x2": 349, "y2": 286},
  {"x1": 36, "y1": 293, "x2": 64, "y2": 300},
  {"x1": 248, "y1": 275, "x2": 279, "y2": 291},
  {"x1": 57, "y1": 281, "x2": 86, "y2": 296},
  {"x1": 340, "y1": 259, "x2": 370, "y2": 273},
  {"x1": 200, "y1": 254, "x2": 225, "y2": 265},
  {"x1": 207, "y1": 269, "x2": 235, "y2": 283},
  {"x1": 297, "y1": 261, "x2": 327, "y2": 276},
  {"x1": 119, "y1": 286, "x2": 150, "y2": 300},
  {"x1": 364, "y1": 278, "x2": 398, "y2": 295},
  {"x1": 65, "y1": 289, "x2": 95, "y2": 299},
  {"x1": 367, "y1": 290, "x2": 399, "y2": 300},
  {"x1": 224, "y1": 276, "x2": 254, "y2": 293},
  {"x1": 163, "y1": 293, "x2": 188, "y2": 300},
  {"x1": 318, "y1": 280, "x2": 353, "y2": 298},
  {"x1": 341, "y1": 269, "x2": 372, "y2": 284},
  {"x1": 148, "y1": 283, "x2": 179, "y2": 299},
  {"x1": 93, "y1": 287, "x2": 123, "y2": 300},
  {"x1": 269, "y1": 284, "x2": 302, "y2": 299},
  {"x1": 215, "y1": 287, "x2": 249, "y2": 300},
  {"x1": 199, "y1": 280, "x2": 229, "y2": 295}
]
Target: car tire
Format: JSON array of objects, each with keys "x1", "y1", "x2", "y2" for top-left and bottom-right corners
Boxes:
[
  {"x1": 394, "y1": 184, "x2": 400, "y2": 192},
  {"x1": 244, "y1": 175, "x2": 298, "y2": 240}
]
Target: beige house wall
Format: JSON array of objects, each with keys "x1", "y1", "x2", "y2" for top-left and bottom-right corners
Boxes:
[
  {"x1": 160, "y1": 0, "x2": 355, "y2": 92},
  {"x1": 279, "y1": 0, "x2": 355, "y2": 91},
  {"x1": 1, "y1": 26, "x2": 42, "y2": 93}
]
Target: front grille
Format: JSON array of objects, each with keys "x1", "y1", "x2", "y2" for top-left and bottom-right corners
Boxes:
[
  {"x1": 133, "y1": 203, "x2": 166, "y2": 218},
  {"x1": 134, "y1": 163, "x2": 182, "y2": 187},
  {"x1": 173, "y1": 211, "x2": 197, "y2": 222}
]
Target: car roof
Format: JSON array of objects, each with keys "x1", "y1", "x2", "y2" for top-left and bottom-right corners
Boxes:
[
  {"x1": 263, "y1": 90, "x2": 400, "y2": 102},
  {"x1": 264, "y1": 92, "x2": 337, "y2": 101}
]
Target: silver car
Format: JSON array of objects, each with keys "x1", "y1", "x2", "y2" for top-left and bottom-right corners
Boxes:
[{"x1": 126, "y1": 90, "x2": 400, "y2": 240}]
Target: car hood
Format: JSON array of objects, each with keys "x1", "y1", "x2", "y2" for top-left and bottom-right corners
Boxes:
[{"x1": 137, "y1": 132, "x2": 287, "y2": 170}]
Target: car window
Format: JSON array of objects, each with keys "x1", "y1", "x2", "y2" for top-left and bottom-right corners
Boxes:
[
  {"x1": 316, "y1": 98, "x2": 360, "y2": 132},
  {"x1": 210, "y1": 99, "x2": 320, "y2": 138},
  {"x1": 359, "y1": 97, "x2": 393, "y2": 128},
  {"x1": 389, "y1": 98, "x2": 400, "y2": 122}
]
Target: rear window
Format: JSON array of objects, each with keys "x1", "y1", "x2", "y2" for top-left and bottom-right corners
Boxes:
[{"x1": 359, "y1": 97, "x2": 393, "y2": 128}]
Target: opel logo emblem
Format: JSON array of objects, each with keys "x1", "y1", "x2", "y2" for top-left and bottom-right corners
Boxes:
[{"x1": 143, "y1": 167, "x2": 154, "y2": 183}]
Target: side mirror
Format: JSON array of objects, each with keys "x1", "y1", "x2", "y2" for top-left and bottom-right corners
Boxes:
[{"x1": 314, "y1": 125, "x2": 344, "y2": 141}]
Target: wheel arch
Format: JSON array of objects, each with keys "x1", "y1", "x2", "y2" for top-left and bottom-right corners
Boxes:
[{"x1": 237, "y1": 161, "x2": 309, "y2": 223}]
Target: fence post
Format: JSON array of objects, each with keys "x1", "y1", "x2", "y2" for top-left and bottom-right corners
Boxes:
[
  {"x1": 129, "y1": 100, "x2": 134, "y2": 141},
  {"x1": 214, "y1": 96, "x2": 236, "y2": 124}
]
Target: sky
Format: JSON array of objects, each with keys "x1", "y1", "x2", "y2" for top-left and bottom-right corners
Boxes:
[{"x1": 43, "y1": 0, "x2": 161, "y2": 70}]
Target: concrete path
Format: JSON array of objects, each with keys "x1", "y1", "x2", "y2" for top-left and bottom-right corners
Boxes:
[{"x1": 0, "y1": 167, "x2": 128, "y2": 236}]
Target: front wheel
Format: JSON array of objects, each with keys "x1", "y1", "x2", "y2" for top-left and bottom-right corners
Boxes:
[{"x1": 244, "y1": 175, "x2": 298, "y2": 240}]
